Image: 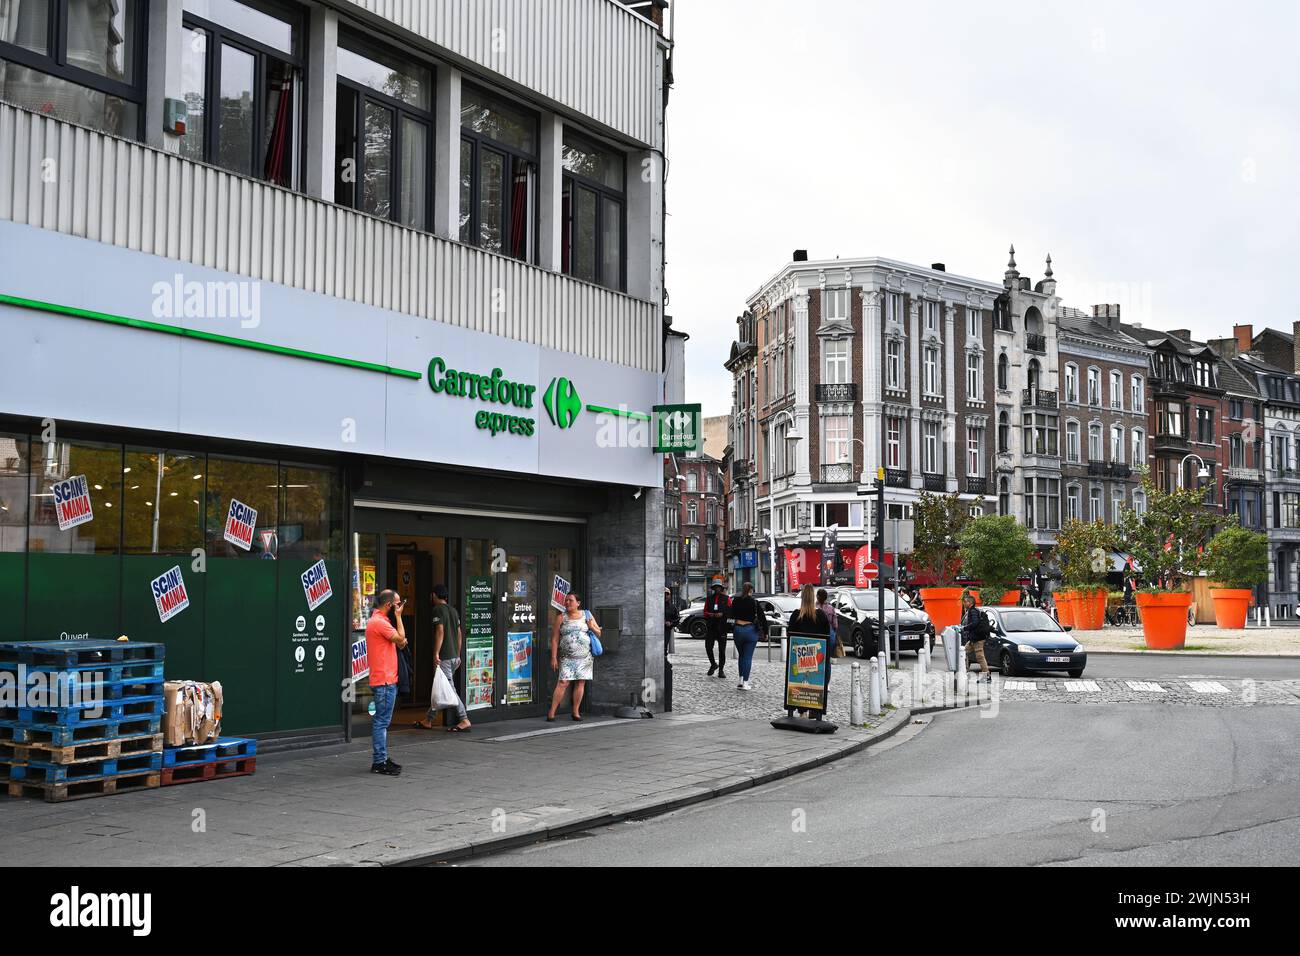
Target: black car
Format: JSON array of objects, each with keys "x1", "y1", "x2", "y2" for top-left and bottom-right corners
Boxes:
[
  {"x1": 980, "y1": 606, "x2": 1087, "y2": 678},
  {"x1": 830, "y1": 587, "x2": 935, "y2": 659}
]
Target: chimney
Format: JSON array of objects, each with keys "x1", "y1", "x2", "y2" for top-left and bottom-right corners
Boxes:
[
  {"x1": 1233, "y1": 324, "x2": 1253, "y2": 354},
  {"x1": 1210, "y1": 337, "x2": 1239, "y2": 358},
  {"x1": 793, "y1": 249, "x2": 808, "y2": 262},
  {"x1": 1091, "y1": 303, "x2": 1122, "y2": 331},
  {"x1": 1168, "y1": 329, "x2": 1191, "y2": 340},
  {"x1": 931, "y1": 263, "x2": 946, "y2": 272}
]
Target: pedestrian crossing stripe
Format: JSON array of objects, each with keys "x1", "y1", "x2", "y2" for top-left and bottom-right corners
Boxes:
[
  {"x1": 1064, "y1": 680, "x2": 1100, "y2": 692},
  {"x1": 1188, "y1": 680, "x2": 1230, "y2": 694},
  {"x1": 1125, "y1": 680, "x2": 1165, "y2": 693},
  {"x1": 1004, "y1": 680, "x2": 1037, "y2": 691}
]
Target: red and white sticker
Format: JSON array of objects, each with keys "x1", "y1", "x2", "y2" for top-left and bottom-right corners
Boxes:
[
  {"x1": 301, "y1": 559, "x2": 333, "y2": 612},
  {"x1": 222, "y1": 498, "x2": 257, "y2": 551},
  {"x1": 150, "y1": 566, "x2": 191, "y2": 623},
  {"x1": 52, "y1": 475, "x2": 94, "y2": 531}
]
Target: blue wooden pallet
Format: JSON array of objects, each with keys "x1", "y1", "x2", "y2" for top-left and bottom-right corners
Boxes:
[
  {"x1": 7, "y1": 770, "x2": 160, "y2": 802},
  {"x1": 163, "y1": 736, "x2": 257, "y2": 768},
  {"x1": 0, "y1": 693, "x2": 165, "y2": 726},
  {"x1": 0, "y1": 673, "x2": 165, "y2": 703},
  {"x1": 0, "y1": 715, "x2": 163, "y2": 746},
  {"x1": 0, "y1": 641, "x2": 164, "y2": 669},
  {"x1": 0, "y1": 660, "x2": 165, "y2": 682},
  {"x1": 2, "y1": 751, "x2": 162, "y2": 784}
]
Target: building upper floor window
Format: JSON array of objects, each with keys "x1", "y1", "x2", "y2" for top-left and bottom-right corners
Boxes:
[
  {"x1": 1196, "y1": 406, "x2": 1214, "y2": 444},
  {"x1": 180, "y1": 0, "x2": 304, "y2": 188},
  {"x1": 1110, "y1": 370, "x2": 1123, "y2": 409},
  {"x1": 823, "y1": 415, "x2": 850, "y2": 465},
  {"x1": 1158, "y1": 401, "x2": 1184, "y2": 437},
  {"x1": 1111, "y1": 423, "x2": 1124, "y2": 463},
  {"x1": 562, "y1": 131, "x2": 625, "y2": 290},
  {"x1": 1087, "y1": 367, "x2": 1101, "y2": 406},
  {"x1": 460, "y1": 84, "x2": 537, "y2": 261},
  {"x1": 1065, "y1": 421, "x2": 1080, "y2": 463},
  {"x1": 334, "y1": 30, "x2": 432, "y2": 229},
  {"x1": 886, "y1": 416, "x2": 903, "y2": 468},
  {"x1": 1088, "y1": 422, "x2": 1102, "y2": 462},
  {"x1": 1131, "y1": 428, "x2": 1145, "y2": 466},
  {"x1": 823, "y1": 338, "x2": 849, "y2": 385},
  {"x1": 1131, "y1": 374, "x2": 1144, "y2": 410},
  {"x1": 966, "y1": 307, "x2": 981, "y2": 340},
  {"x1": 0, "y1": 0, "x2": 145, "y2": 140},
  {"x1": 924, "y1": 300, "x2": 940, "y2": 333},
  {"x1": 1064, "y1": 364, "x2": 1078, "y2": 403},
  {"x1": 885, "y1": 292, "x2": 902, "y2": 326},
  {"x1": 685, "y1": 472, "x2": 697, "y2": 493},
  {"x1": 998, "y1": 411, "x2": 1010, "y2": 453},
  {"x1": 1230, "y1": 433, "x2": 1244, "y2": 468},
  {"x1": 923, "y1": 346, "x2": 939, "y2": 394},
  {"x1": 923, "y1": 421, "x2": 941, "y2": 474},
  {"x1": 886, "y1": 339, "x2": 902, "y2": 390},
  {"x1": 823, "y1": 288, "x2": 848, "y2": 323},
  {"x1": 1194, "y1": 359, "x2": 1214, "y2": 388},
  {"x1": 997, "y1": 353, "x2": 1008, "y2": 391},
  {"x1": 966, "y1": 352, "x2": 982, "y2": 399}
]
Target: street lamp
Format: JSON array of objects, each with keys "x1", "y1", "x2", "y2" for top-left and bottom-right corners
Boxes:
[
  {"x1": 1179, "y1": 452, "x2": 1211, "y2": 491},
  {"x1": 766, "y1": 408, "x2": 803, "y2": 593}
]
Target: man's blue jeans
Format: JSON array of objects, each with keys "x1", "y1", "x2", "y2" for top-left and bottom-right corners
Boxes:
[{"x1": 371, "y1": 683, "x2": 397, "y2": 765}]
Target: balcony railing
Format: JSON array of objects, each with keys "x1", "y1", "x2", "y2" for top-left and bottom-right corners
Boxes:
[
  {"x1": 727, "y1": 529, "x2": 754, "y2": 549},
  {"x1": 820, "y1": 462, "x2": 855, "y2": 484},
  {"x1": 1087, "y1": 461, "x2": 1106, "y2": 476},
  {"x1": 1155, "y1": 432, "x2": 1190, "y2": 451},
  {"x1": 816, "y1": 383, "x2": 859, "y2": 403},
  {"x1": 732, "y1": 459, "x2": 753, "y2": 480},
  {"x1": 1225, "y1": 466, "x2": 1262, "y2": 483},
  {"x1": 1109, "y1": 463, "x2": 1132, "y2": 480},
  {"x1": 1151, "y1": 377, "x2": 1189, "y2": 397},
  {"x1": 1026, "y1": 333, "x2": 1047, "y2": 354},
  {"x1": 1022, "y1": 388, "x2": 1058, "y2": 409},
  {"x1": 965, "y1": 476, "x2": 988, "y2": 496},
  {"x1": 923, "y1": 473, "x2": 947, "y2": 492},
  {"x1": 886, "y1": 468, "x2": 909, "y2": 488}
]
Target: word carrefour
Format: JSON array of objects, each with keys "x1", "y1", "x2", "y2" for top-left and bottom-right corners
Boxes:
[{"x1": 427, "y1": 356, "x2": 538, "y2": 437}]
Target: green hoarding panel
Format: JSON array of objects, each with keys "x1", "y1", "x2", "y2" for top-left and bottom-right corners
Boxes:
[
  {"x1": 0, "y1": 554, "x2": 24, "y2": 642},
  {"x1": 203, "y1": 558, "x2": 278, "y2": 735},
  {"x1": 276, "y1": 558, "x2": 344, "y2": 731},
  {"x1": 26, "y1": 553, "x2": 121, "y2": 641},
  {"x1": 120, "y1": 555, "x2": 206, "y2": 680}
]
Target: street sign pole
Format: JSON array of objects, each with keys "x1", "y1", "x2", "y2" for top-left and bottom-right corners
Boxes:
[{"x1": 877, "y1": 469, "x2": 886, "y2": 669}]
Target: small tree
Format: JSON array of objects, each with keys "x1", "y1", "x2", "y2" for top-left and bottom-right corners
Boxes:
[
  {"x1": 1056, "y1": 518, "x2": 1116, "y2": 593},
  {"x1": 957, "y1": 514, "x2": 1034, "y2": 604},
  {"x1": 1116, "y1": 469, "x2": 1219, "y2": 591},
  {"x1": 912, "y1": 492, "x2": 970, "y2": 587},
  {"x1": 1203, "y1": 525, "x2": 1268, "y2": 590}
]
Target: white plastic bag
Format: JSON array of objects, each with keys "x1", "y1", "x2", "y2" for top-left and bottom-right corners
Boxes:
[{"x1": 431, "y1": 666, "x2": 461, "y2": 710}]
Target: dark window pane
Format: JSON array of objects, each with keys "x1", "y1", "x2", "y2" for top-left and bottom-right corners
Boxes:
[
  {"x1": 280, "y1": 465, "x2": 343, "y2": 561},
  {"x1": 205, "y1": 456, "x2": 279, "y2": 559},
  {"x1": 66, "y1": 0, "x2": 137, "y2": 84},
  {"x1": 338, "y1": 35, "x2": 430, "y2": 110},
  {"x1": 28, "y1": 439, "x2": 121, "y2": 555},
  {"x1": 5, "y1": 0, "x2": 50, "y2": 54},
  {"x1": 261, "y1": 58, "x2": 296, "y2": 186},
  {"x1": 460, "y1": 87, "x2": 535, "y2": 153},
  {"x1": 562, "y1": 133, "x2": 624, "y2": 190},
  {"x1": 508, "y1": 156, "x2": 533, "y2": 260},
  {"x1": 478, "y1": 147, "x2": 504, "y2": 252},
  {"x1": 570, "y1": 183, "x2": 596, "y2": 282},
  {"x1": 399, "y1": 116, "x2": 427, "y2": 229},
  {"x1": 183, "y1": 0, "x2": 294, "y2": 55},
  {"x1": 362, "y1": 100, "x2": 392, "y2": 219},
  {"x1": 0, "y1": 434, "x2": 30, "y2": 553},
  {"x1": 217, "y1": 43, "x2": 255, "y2": 176},
  {"x1": 0, "y1": 65, "x2": 139, "y2": 137},
  {"x1": 122, "y1": 449, "x2": 205, "y2": 555},
  {"x1": 179, "y1": 27, "x2": 208, "y2": 162},
  {"x1": 334, "y1": 85, "x2": 358, "y2": 207},
  {"x1": 601, "y1": 195, "x2": 621, "y2": 289},
  {"x1": 458, "y1": 138, "x2": 472, "y2": 242}
]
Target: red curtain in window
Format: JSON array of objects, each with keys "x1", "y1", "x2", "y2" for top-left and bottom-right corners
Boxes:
[
  {"x1": 509, "y1": 159, "x2": 529, "y2": 258},
  {"x1": 263, "y1": 72, "x2": 293, "y2": 187}
]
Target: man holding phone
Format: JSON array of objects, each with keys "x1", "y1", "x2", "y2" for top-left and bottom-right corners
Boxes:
[{"x1": 366, "y1": 589, "x2": 408, "y2": 776}]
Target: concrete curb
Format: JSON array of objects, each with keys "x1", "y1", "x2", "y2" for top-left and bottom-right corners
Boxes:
[{"x1": 380, "y1": 707, "x2": 915, "y2": 867}]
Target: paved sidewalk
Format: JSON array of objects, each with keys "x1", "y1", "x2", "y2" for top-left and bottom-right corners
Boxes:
[
  {"x1": 0, "y1": 688, "x2": 908, "y2": 867},
  {"x1": 1070, "y1": 626, "x2": 1300, "y2": 656}
]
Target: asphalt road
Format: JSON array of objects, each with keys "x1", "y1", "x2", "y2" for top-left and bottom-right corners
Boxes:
[{"x1": 462, "y1": 701, "x2": 1300, "y2": 866}]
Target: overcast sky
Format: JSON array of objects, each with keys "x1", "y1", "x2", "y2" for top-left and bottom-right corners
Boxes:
[{"x1": 664, "y1": 0, "x2": 1300, "y2": 417}]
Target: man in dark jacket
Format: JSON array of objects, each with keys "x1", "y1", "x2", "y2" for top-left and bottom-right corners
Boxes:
[
  {"x1": 703, "y1": 582, "x2": 731, "y2": 679},
  {"x1": 960, "y1": 591, "x2": 993, "y2": 683}
]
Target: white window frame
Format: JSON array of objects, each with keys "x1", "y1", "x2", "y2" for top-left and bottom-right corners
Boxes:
[
  {"x1": 886, "y1": 416, "x2": 903, "y2": 468},
  {"x1": 823, "y1": 338, "x2": 849, "y2": 385},
  {"x1": 1131, "y1": 374, "x2": 1144, "y2": 410},
  {"x1": 1131, "y1": 428, "x2": 1145, "y2": 465},
  {"x1": 924, "y1": 347, "x2": 939, "y2": 395},
  {"x1": 1089, "y1": 487, "x2": 1103, "y2": 523},
  {"x1": 1088, "y1": 422, "x2": 1103, "y2": 462},
  {"x1": 966, "y1": 425, "x2": 984, "y2": 477},
  {"x1": 966, "y1": 352, "x2": 982, "y2": 398},
  {"x1": 1065, "y1": 363, "x2": 1078, "y2": 404},
  {"x1": 1111, "y1": 423, "x2": 1125, "y2": 463},
  {"x1": 886, "y1": 339, "x2": 902, "y2": 389},
  {"x1": 823, "y1": 415, "x2": 851, "y2": 465},
  {"x1": 923, "y1": 421, "x2": 940, "y2": 474},
  {"x1": 1087, "y1": 367, "x2": 1101, "y2": 406},
  {"x1": 1110, "y1": 370, "x2": 1123, "y2": 410},
  {"x1": 1066, "y1": 421, "x2": 1081, "y2": 463},
  {"x1": 1066, "y1": 484, "x2": 1082, "y2": 522},
  {"x1": 966, "y1": 307, "x2": 981, "y2": 340}
]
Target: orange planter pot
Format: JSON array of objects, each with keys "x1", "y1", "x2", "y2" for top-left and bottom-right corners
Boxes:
[
  {"x1": 1073, "y1": 588, "x2": 1107, "y2": 630},
  {"x1": 1210, "y1": 589, "x2": 1252, "y2": 629},
  {"x1": 920, "y1": 587, "x2": 966, "y2": 633},
  {"x1": 1055, "y1": 590, "x2": 1076, "y2": 628},
  {"x1": 998, "y1": 592, "x2": 1021, "y2": 606},
  {"x1": 1135, "y1": 592, "x2": 1192, "y2": 649}
]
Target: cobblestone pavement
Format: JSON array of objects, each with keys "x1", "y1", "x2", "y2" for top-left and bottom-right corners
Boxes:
[
  {"x1": 670, "y1": 643, "x2": 1300, "y2": 716},
  {"x1": 1068, "y1": 625, "x2": 1300, "y2": 656}
]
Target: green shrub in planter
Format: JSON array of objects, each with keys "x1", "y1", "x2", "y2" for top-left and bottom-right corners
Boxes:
[
  {"x1": 1116, "y1": 470, "x2": 1218, "y2": 591},
  {"x1": 1203, "y1": 525, "x2": 1268, "y2": 590},
  {"x1": 956, "y1": 514, "x2": 1034, "y2": 605},
  {"x1": 1056, "y1": 518, "x2": 1116, "y2": 593},
  {"x1": 913, "y1": 492, "x2": 970, "y2": 587}
]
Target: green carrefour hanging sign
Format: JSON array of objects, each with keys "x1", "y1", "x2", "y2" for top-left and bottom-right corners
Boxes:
[{"x1": 654, "y1": 404, "x2": 702, "y2": 453}]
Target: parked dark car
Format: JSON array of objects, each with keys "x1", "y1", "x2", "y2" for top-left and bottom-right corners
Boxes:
[
  {"x1": 676, "y1": 598, "x2": 712, "y2": 639},
  {"x1": 981, "y1": 606, "x2": 1087, "y2": 677},
  {"x1": 830, "y1": 587, "x2": 934, "y2": 659}
]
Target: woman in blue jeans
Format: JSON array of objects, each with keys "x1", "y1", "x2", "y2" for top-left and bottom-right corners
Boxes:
[{"x1": 728, "y1": 581, "x2": 766, "y2": 691}]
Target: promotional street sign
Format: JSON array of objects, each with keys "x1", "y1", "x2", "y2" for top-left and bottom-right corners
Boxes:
[
  {"x1": 783, "y1": 634, "x2": 829, "y2": 714},
  {"x1": 506, "y1": 631, "x2": 533, "y2": 704},
  {"x1": 550, "y1": 574, "x2": 571, "y2": 612},
  {"x1": 349, "y1": 636, "x2": 369, "y2": 684},
  {"x1": 301, "y1": 559, "x2": 333, "y2": 611},
  {"x1": 465, "y1": 576, "x2": 494, "y2": 711},
  {"x1": 150, "y1": 566, "x2": 191, "y2": 623},
  {"x1": 52, "y1": 475, "x2": 93, "y2": 531},
  {"x1": 222, "y1": 498, "x2": 257, "y2": 551}
]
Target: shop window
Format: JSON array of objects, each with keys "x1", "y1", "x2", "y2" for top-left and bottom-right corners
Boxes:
[
  {"x1": 460, "y1": 84, "x2": 537, "y2": 261},
  {"x1": 0, "y1": 0, "x2": 144, "y2": 139},
  {"x1": 0, "y1": 433, "x2": 29, "y2": 553},
  {"x1": 179, "y1": 0, "x2": 304, "y2": 188},
  {"x1": 335, "y1": 30, "x2": 432, "y2": 229},
  {"x1": 205, "y1": 455, "x2": 279, "y2": 558},
  {"x1": 122, "y1": 448, "x2": 206, "y2": 554},
  {"x1": 279, "y1": 464, "x2": 344, "y2": 560},
  {"x1": 28, "y1": 437, "x2": 122, "y2": 554},
  {"x1": 562, "y1": 130, "x2": 625, "y2": 290}
]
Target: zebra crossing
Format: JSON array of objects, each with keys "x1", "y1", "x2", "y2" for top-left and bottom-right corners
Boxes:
[{"x1": 977, "y1": 675, "x2": 1300, "y2": 707}]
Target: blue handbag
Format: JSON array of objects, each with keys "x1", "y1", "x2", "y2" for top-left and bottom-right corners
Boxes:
[{"x1": 584, "y1": 610, "x2": 604, "y2": 656}]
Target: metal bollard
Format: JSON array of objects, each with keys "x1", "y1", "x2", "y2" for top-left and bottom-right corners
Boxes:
[
  {"x1": 912, "y1": 647, "x2": 924, "y2": 707},
  {"x1": 956, "y1": 643, "x2": 968, "y2": 700},
  {"x1": 868, "y1": 657, "x2": 881, "y2": 716},
  {"x1": 851, "y1": 661, "x2": 864, "y2": 726},
  {"x1": 877, "y1": 648, "x2": 889, "y2": 704}
]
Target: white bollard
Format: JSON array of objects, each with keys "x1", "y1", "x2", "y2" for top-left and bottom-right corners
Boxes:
[
  {"x1": 868, "y1": 658, "x2": 881, "y2": 717},
  {"x1": 877, "y1": 647, "x2": 889, "y2": 703},
  {"x1": 956, "y1": 643, "x2": 968, "y2": 700},
  {"x1": 1265, "y1": 606, "x2": 1271, "y2": 628},
  {"x1": 851, "y1": 661, "x2": 864, "y2": 726}
]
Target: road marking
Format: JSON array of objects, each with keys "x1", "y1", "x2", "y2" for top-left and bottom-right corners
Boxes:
[
  {"x1": 1004, "y1": 680, "x2": 1037, "y2": 691},
  {"x1": 1125, "y1": 680, "x2": 1165, "y2": 693},
  {"x1": 1064, "y1": 680, "x2": 1100, "y2": 693},
  {"x1": 1188, "y1": 680, "x2": 1230, "y2": 694}
]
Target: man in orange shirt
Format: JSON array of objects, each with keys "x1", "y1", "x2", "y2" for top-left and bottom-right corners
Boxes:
[{"x1": 366, "y1": 589, "x2": 407, "y2": 775}]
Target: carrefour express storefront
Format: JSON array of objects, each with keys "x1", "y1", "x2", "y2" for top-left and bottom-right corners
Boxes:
[{"x1": 0, "y1": 222, "x2": 664, "y2": 737}]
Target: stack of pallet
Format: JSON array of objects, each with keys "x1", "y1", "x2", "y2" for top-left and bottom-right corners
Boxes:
[
  {"x1": 0, "y1": 640, "x2": 165, "y2": 803},
  {"x1": 162, "y1": 736, "x2": 257, "y2": 786}
]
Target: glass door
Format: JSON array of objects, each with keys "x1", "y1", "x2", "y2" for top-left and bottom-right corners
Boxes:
[{"x1": 500, "y1": 551, "x2": 543, "y2": 715}]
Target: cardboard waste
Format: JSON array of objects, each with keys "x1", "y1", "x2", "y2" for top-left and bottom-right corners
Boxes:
[{"x1": 164, "y1": 680, "x2": 223, "y2": 746}]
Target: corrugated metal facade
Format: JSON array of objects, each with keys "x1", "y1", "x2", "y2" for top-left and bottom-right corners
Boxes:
[
  {"x1": 0, "y1": 103, "x2": 659, "y2": 371},
  {"x1": 344, "y1": 0, "x2": 660, "y2": 146}
]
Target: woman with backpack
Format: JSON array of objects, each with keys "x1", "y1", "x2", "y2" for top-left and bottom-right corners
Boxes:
[{"x1": 547, "y1": 590, "x2": 602, "y2": 721}]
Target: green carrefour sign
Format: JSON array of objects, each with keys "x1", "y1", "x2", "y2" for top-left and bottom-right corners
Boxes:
[{"x1": 654, "y1": 404, "x2": 701, "y2": 453}]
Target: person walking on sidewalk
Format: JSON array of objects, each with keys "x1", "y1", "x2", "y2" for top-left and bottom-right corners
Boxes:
[
  {"x1": 414, "y1": 584, "x2": 471, "y2": 732},
  {"x1": 664, "y1": 587, "x2": 680, "y2": 655},
  {"x1": 961, "y1": 591, "x2": 993, "y2": 683},
  {"x1": 789, "y1": 585, "x2": 833, "y2": 715},
  {"x1": 703, "y1": 582, "x2": 731, "y2": 679},
  {"x1": 817, "y1": 587, "x2": 840, "y2": 656},
  {"x1": 727, "y1": 581, "x2": 766, "y2": 691},
  {"x1": 548, "y1": 591, "x2": 601, "y2": 721},
  {"x1": 365, "y1": 589, "x2": 407, "y2": 776}
]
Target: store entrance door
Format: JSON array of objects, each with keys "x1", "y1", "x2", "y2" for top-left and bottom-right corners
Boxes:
[{"x1": 500, "y1": 550, "x2": 544, "y2": 717}]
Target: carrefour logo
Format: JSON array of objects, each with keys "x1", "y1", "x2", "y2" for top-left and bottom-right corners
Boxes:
[{"x1": 543, "y1": 376, "x2": 582, "y2": 430}]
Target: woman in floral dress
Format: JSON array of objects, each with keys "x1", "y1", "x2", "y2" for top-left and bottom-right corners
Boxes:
[{"x1": 547, "y1": 591, "x2": 601, "y2": 721}]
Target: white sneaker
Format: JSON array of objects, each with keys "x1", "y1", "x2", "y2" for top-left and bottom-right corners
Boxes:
[{"x1": 737, "y1": 681, "x2": 745, "y2": 689}]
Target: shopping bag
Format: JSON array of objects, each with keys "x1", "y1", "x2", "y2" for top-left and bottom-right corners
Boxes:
[{"x1": 431, "y1": 666, "x2": 461, "y2": 710}]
